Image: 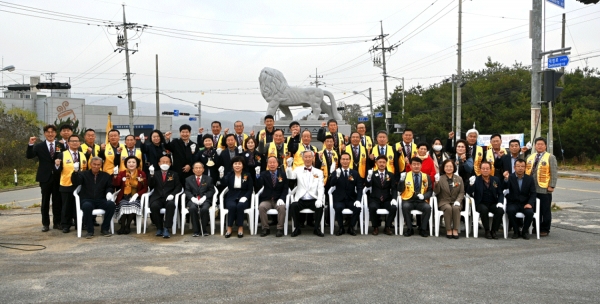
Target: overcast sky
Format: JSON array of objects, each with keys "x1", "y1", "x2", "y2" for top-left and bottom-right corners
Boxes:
[{"x1": 1, "y1": 0, "x2": 598, "y2": 117}]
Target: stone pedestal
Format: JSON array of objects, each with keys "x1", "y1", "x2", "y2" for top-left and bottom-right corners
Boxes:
[{"x1": 252, "y1": 120, "x2": 351, "y2": 149}]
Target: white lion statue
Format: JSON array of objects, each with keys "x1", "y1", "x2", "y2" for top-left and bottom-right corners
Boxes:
[{"x1": 259, "y1": 67, "x2": 342, "y2": 121}]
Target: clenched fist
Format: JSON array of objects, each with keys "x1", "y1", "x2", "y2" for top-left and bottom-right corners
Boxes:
[{"x1": 29, "y1": 136, "x2": 37, "y2": 145}]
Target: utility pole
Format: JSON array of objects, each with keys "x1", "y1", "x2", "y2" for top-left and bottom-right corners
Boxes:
[
  {"x1": 197, "y1": 100, "x2": 202, "y2": 131},
  {"x1": 370, "y1": 21, "x2": 394, "y2": 133},
  {"x1": 456, "y1": 0, "x2": 463, "y2": 139},
  {"x1": 531, "y1": 0, "x2": 543, "y2": 142},
  {"x1": 122, "y1": 4, "x2": 134, "y2": 135},
  {"x1": 451, "y1": 74, "x2": 455, "y2": 133},
  {"x1": 309, "y1": 68, "x2": 325, "y2": 87},
  {"x1": 549, "y1": 13, "x2": 566, "y2": 154},
  {"x1": 155, "y1": 54, "x2": 160, "y2": 130},
  {"x1": 369, "y1": 88, "x2": 374, "y2": 140}
]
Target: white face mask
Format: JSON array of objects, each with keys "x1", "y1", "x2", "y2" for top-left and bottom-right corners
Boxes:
[
  {"x1": 159, "y1": 164, "x2": 170, "y2": 171},
  {"x1": 433, "y1": 145, "x2": 443, "y2": 152}
]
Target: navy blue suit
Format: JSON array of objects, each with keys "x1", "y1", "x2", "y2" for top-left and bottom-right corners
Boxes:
[
  {"x1": 223, "y1": 172, "x2": 254, "y2": 227},
  {"x1": 468, "y1": 175, "x2": 505, "y2": 232},
  {"x1": 503, "y1": 173, "x2": 536, "y2": 234},
  {"x1": 26, "y1": 141, "x2": 62, "y2": 227},
  {"x1": 330, "y1": 168, "x2": 363, "y2": 229}
]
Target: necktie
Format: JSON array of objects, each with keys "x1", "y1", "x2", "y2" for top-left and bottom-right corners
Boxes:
[
  {"x1": 305, "y1": 145, "x2": 310, "y2": 151},
  {"x1": 362, "y1": 136, "x2": 365, "y2": 146},
  {"x1": 49, "y1": 143, "x2": 54, "y2": 158},
  {"x1": 327, "y1": 151, "x2": 332, "y2": 163},
  {"x1": 353, "y1": 146, "x2": 358, "y2": 159},
  {"x1": 196, "y1": 176, "x2": 201, "y2": 186},
  {"x1": 271, "y1": 172, "x2": 277, "y2": 187},
  {"x1": 162, "y1": 172, "x2": 166, "y2": 182},
  {"x1": 129, "y1": 149, "x2": 134, "y2": 156},
  {"x1": 533, "y1": 153, "x2": 542, "y2": 171},
  {"x1": 380, "y1": 147, "x2": 384, "y2": 156},
  {"x1": 414, "y1": 173, "x2": 421, "y2": 194},
  {"x1": 214, "y1": 135, "x2": 218, "y2": 144},
  {"x1": 406, "y1": 144, "x2": 411, "y2": 157},
  {"x1": 469, "y1": 146, "x2": 474, "y2": 157},
  {"x1": 65, "y1": 142, "x2": 69, "y2": 150},
  {"x1": 304, "y1": 167, "x2": 312, "y2": 172},
  {"x1": 238, "y1": 135, "x2": 243, "y2": 145},
  {"x1": 91, "y1": 144, "x2": 96, "y2": 156},
  {"x1": 73, "y1": 152, "x2": 79, "y2": 163},
  {"x1": 344, "y1": 170, "x2": 348, "y2": 178},
  {"x1": 380, "y1": 172, "x2": 385, "y2": 201},
  {"x1": 333, "y1": 133, "x2": 338, "y2": 147}
]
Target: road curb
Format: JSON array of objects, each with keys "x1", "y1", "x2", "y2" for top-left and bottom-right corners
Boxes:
[
  {"x1": 0, "y1": 185, "x2": 38, "y2": 193},
  {"x1": 558, "y1": 171, "x2": 600, "y2": 180}
]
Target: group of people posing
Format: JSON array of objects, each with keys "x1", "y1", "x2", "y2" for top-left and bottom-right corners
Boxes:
[{"x1": 27, "y1": 114, "x2": 557, "y2": 240}]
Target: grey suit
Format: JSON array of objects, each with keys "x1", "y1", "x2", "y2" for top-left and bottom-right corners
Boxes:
[
  {"x1": 184, "y1": 175, "x2": 215, "y2": 234},
  {"x1": 433, "y1": 174, "x2": 465, "y2": 231}
]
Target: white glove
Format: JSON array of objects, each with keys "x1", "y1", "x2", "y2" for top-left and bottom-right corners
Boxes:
[
  {"x1": 73, "y1": 162, "x2": 80, "y2": 172},
  {"x1": 469, "y1": 176, "x2": 476, "y2": 186},
  {"x1": 255, "y1": 167, "x2": 261, "y2": 175},
  {"x1": 434, "y1": 173, "x2": 440, "y2": 182},
  {"x1": 329, "y1": 162, "x2": 336, "y2": 174},
  {"x1": 390, "y1": 199, "x2": 398, "y2": 206},
  {"x1": 129, "y1": 193, "x2": 139, "y2": 202},
  {"x1": 354, "y1": 201, "x2": 361, "y2": 208},
  {"x1": 400, "y1": 172, "x2": 407, "y2": 181},
  {"x1": 105, "y1": 193, "x2": 114, "y2": 201},
  {"x1": 453, "y1": 201, "x2": 460, "y2": 207},
  {"x1": 113, "y1": 167, "x2": 119, "y2": 175},
  {"x1": 166, "y1": 194, "x2": 174, "y2": 201},
  {"x1": 216, "y1": 148, "x2": 223, "y2": 155},
  {"x1": 122, "y1": 177, "x2": 127, "y2": 182},
  {"x1": 503, "y1": 189, "x2": 509, "y2": 196},
  {"x1": 526, "y1": 141, "x2": 532, "y2": 150},
  {"x1": 315, "y1": 200, "x2": 323, "y2": 208},
  {"x1": 286, "y1": 157, "x2": 294, "y2": 168},
  {"x1": 149, "y1": 165, "x2": 155, "y2": 176},
  {"x1": 199, "y1": 196, "x2": 207, "y2": 205},
  {"x1": 417, "y1": 194, "x2": 424, "y2": 200},
  {"x1": 218, "y1": 166, "x2": 224, "y2": 178},
  {"x1": 277, "y1": 199, "x2": 284, "y2": 206},
  {"x1": 190, "y1": 144, "x2": 197, "y2": 154},
  {"x1": 367, "y1": 169, "x2": 373, "y2": 181},
  {"x1": 496, "y1": 203, "x2": 503, "y2": 208},
  {"x1": 238, "y1": 145, "x2": 243, "y2": 154},
  {"x1": 239, "y1": 197, "x2": 247, "y2": 203},
  {"x1": 191, "y1": 197, "x2": 199, "y2": 204},
  {"x1": 139, "y1": 133, "x2": 145, "y2": 143},
  {"x1": 335, "y1": 168, "x2": 341, "y2": 177}
]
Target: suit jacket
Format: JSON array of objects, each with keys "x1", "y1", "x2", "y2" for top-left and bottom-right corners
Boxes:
[
  {"x1": 501, "y1": 153, "x2": 525, "y2": 175},
  {"x1": 71, "y1": 170, "x2": 113, "y2": 201},
  {"x1": 112, "y1": 170, "x2": 148, "y2": 203},
  {"x1": 140, "y1": 142, "x2": 168, "y2": 171},
  {"x1": 164, "y1": 138, "x2": 196, "y2": 181},
  {"x1": 366, "y1": 170, "x2": 398, "y2": 202},
  {"x1": 184, "y1": 175, "x2": 215, "y2": 204},
  {"x1": 26, "y1": 141, "x2": 60, "y2": 183},
  {"x1": 433, "y1": 174, "x2": 465, "y2": 207},
  {"x1": 223, "y1": 172, "x2": 254, "y2": 202},
  {"x1": 194, "y1": 147, "x2": 221, "y2": 180},
  {"x1": 256, "y1": 169, "x2": 289, "y2": 202},
  {"x1": 149, "y1": 170, "x2": 182, "y2": 200},
  {"x1": 330, "y1": 168, "x2": 363, "y2": 203},
  {"x1": 503, "y1": 173, "x2": 536, "y2": 207},
  {"x1": 218, "y1": 147, "x2": 242, "y2": 176},
  {"x1": 290, "y1": 166, "x2": 324, "y2": 202},
  {"x1": 468, "y1": 175, "x2": 504, "y2": 206},
  {"x1": 398, "y1": 173, "x2": 433, "y2": 201}
]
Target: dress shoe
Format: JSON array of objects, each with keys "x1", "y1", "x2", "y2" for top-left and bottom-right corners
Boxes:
[
  {"x1": 85, "y1": 233, "x2": 94, "y2": 239},
  {"x1": 261, "y1": 229, "x2": 270, "y2": 237},
  {"x1": 522, "y1": 232, "x2": 530, "y2": 240},
  {"x1": 484, "y1": 230, "x2": 492, "y2": 239},
  {"x1": 62, "y1": 227, "x2": 70, "y2": 233},
  {"x1": 53, "y1": 225, "x2": 61, "y2": 230},
  {"x1": 192, "y1": 233, "x2": 200, "y2": 237},
  {"x1": 42, "y1": 226, "x2": 49, "y2": 232},
  {"x1": 313, "y1": 229, "x2": 324, "y2": 237},
  {"x1": 419, "y1": 230, "x2": 429, "y2": 237},
  {"x1": 512, "y1": 231, "x2": 521, "y2": 239},
  {"x1": 203, "y1": 231, "x2": 210, "y2": 237},
  {"x1": 403, "y1": 229, "x2": 413, "y2": 237},
  {"x1": 155, "y1": 228, "x2": 163, "y2": 237},
  {"x1": 336, "y1": 228, "x2": 345, "y2": 236},
  {"x1": 101, "y1": 230, "x2": 112, "y2": 237},
  {"x1": 238, "y1": 232, "x2": 244, "y2": 238},
  {"x1": 276, "y1": 229, "x2": 284, "y2": 237},
  {"x1": 225, "y1": 232, "x2": 232, "y2": 238},
  {"x1": 453, "y1": 234, "x2": 459, "y2": 239},
  {"x1": 162, "y1": 229, "x2": 170, "y2": 238},
  {"x1": 540, "y1": 231, "x2": 549, "y2": 237},
  {"x1": 372, "y1": 227, "x2": 379, "y2": 236},
  {"x1": 347, "y1": 227, "x2": 356, "y2": 236},
  {"x1": 291, "y1": 228, "x2": 301, "y2": 237},
  {"x1": 384, "y1": 227, "x2": 393, "y2": 236},
  {"x1": 490, "y1": 231, "x2": 498, "y2": 240},
  {"x1": 446, "y1": 234, "x2": 453, "y2": 239}
]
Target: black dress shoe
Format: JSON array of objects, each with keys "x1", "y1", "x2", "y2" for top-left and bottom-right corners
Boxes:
[
  {"x1": 85, "y1": 233, "x2": 94, "y2": 239},
  {"x1": 453, "y1": 234, "x2": 459, "y2": 239},
  {"x1": 372, "y1": 227, "x2": 379, "y2": 236},
  {"x1": 42, "y1": 226, "x2": 49, "y2": 232},
  {"x1": 101, "y1": 230, "x2": 112, "y2": 237},
  {"x1": 491, "y1": 231, "x2": 498, "y2": 240},
  {"x1": 512, "y1": 232, "x2": 521, "y2": 239},
  {"x1": 347, "y1": 227, "x2": 356, "y2": 236},
  {"x1": 62, "y1": 227, "x2": 70, "y2": 233},
  {"x1": 53, "y1": 225, "x2": 61, "y2": 230},
  {"x1": 291, "y1": 228, "x2": 301, "y2": 237},
  {"x1": 384, "y1": 227, "x2": 393, "y2": 236},
  {"x1": 522, "y1": 232, "x2": 530, "y2": 240},
  {"x1": 484, "y1": 230, "x2": 492, "y2": 239},
  {"x1": 261, "y1": 229, "x2": 270, "y2": 237},
  {"x1": 276, "y1": 229, "x2": 284, "y2": 237},
  {"x1": 419, "y1": 230, "x2": 429, "y2": 237},
  {"x1": 203, "y1": 231, "x2": 210, "y2": 236},
  {"x1": 446, "y1": 234, "x2": 453, "y2": 239},
  {"x1": 403, "y1": 229, "x2": 413, "y2": 237},
  {"x1": 238, "y1": 232, "x2": 244, "y2": 238},
  {"x1": 313, "y1": 229, "x2": 324, "y2": 237},
  {"x1": 336, "y1": 228, "x2": 345, "y2": 236},
  {"x1": 225, "y1": 232, "x2": 232, "y2": 238}
]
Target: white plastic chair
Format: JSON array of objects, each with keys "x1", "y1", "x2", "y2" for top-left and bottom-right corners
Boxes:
[
  {"x1": 363, "y1": 187, "x2": 398, "y2": 235},
  {"x1": 397, "y1": 193, "x2": 433, "y2": 236},
  {"x1": 137, "y1": 188, "x2": 154, "y2": 234},
  {"x1": 328, "y1": 186, "x2": 364, "y2": 235},
  {"x1": 503, "y1": 196, "x2": 541, "y2": 239},
  {"x1": 142, "y1": 189, "x2": 183, "y2": 234},
  {"x1": 254, "y1": 187, "x2": 289, "y2": 236},
  {"x1": 289, "y1": 187, "x2": 326, "y2": 233},
  {"x1": 433, "y1": 194, "x2": 470, "y2": 238},
  {"x1": 471, "y1": 194, "x2": 508, "y2": 239},
  {"x1": 73, "y1": 185, "x2": 118, "y2": 238},
  {"x1": 180, "y1": 186, "x2": 219, "y2": 235},
  {"x1": 218, "y1": 187, "x2": 255, "y2": 235}
]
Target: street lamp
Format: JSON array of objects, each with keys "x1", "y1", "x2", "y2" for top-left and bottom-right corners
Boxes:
[
  {"x1": 382, "y1": 74, "x2": 405, "y2": 121},
  {"x1": 1, "y1": 65, "x2": 15, "y2": 72},
  {"x1": 353, "y1": 88, "x2": 374, "y2": 140}
]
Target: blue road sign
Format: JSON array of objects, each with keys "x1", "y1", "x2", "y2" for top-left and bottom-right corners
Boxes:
[
  {"x1": 173, "y1": 109, "x2": 179, "y2": 117},
  {"x1": 189, "y1": 117, "x2": 197, "y2": 121},
  {"x1": 548, "y1": 55, "x2": 569, "y2": 68},
  {"x1": 374, "y1": 112, "x2": 383, "y2": 118},
  {"x1": 358, "y1": 116, "x2": 369, "y2": 122},
  {"x1": 547, "y1": 0, "x2": 564, "y2": 9}
]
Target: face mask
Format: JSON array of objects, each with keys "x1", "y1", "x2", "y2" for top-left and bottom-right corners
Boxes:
[
  {"x1": 433, "y1": 145, "x2": 442, "y2": 152},
  {"x1": 159, "y1": 164, "x2": 170, "y2": 171}
]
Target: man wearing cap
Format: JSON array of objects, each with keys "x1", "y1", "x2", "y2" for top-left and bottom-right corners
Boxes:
[
  {"x1": 286, "y1": 121, "x2": 301, "y2": 146},
  {"x1": 525, "y1": 137, "x2": 557, "y2": 237}
]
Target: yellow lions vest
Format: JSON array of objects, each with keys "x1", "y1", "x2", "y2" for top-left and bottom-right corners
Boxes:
[
  {"x1": 473, "y1": 146, "x2": 485, "y2": 176},
  {"x1": 233, "y1": 133, "x2": 248, "y2": 147},
  {"x1": 319, "y1": 149, "x2": 338, "y2": 185},
  {"x1": 372, "y1": 145, "x2": 395, "y2": 173},
  {"x1": 293, "y1": 144, "x2": 317, "y2": 170},
  {"x1": 526, "y1": 152, "x2": 552, "y2": 188},
  {"x1": 80, "y1": 143, "x2": 100, "y2": 169},
  {"x1": 401, "y1": 172, "x2": 428, "y2": 200},
  {"x1": 361, "y1": 135, "x2": 373, "y2": 153},
  {"x1": 345, "y1": 145, "x2": 367, "y2": 178},
  {"x1": 103, "y1": 143, "x2": 126, "y2": 174},
  {"x1": 119, "y1": 148, "x2": 143, "y2": 171},
  {"x1": 326, "y1": 131, "x2": 345, "y2": 154},
  {"x1": 60, "y1": 150, "x2": 87, "y2": 187},
  {"x1": 395, "y1": 142, "x2": 417, "y2": 173},
  {"x1": 267, "y1": 142, "x2": 289, "y2": 170}
]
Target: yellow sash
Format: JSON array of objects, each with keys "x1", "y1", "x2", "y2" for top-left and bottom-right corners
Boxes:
[
  {"x1": 102, "y1": 143, "x2": 126, "y2": 174},
  {"x1": 401, "y1": 172, "x2": 428, "y2": 200},
  {"x1": 345, "y1": 145, "x2": 367, "y2": 178},
  {"x1": 325, "y1": 131, "x2": 345, "y2": 154},
  {"x1": 267, "y1": 142, "x2": 289, "y2": 170},
  {"x1": 80, "y1": 143, "x2": 100, "y2": 169},
  {"x1": 293, "y1": 144, "x2": 317, "y2": 170},
  {"x1": 526, "y1": 152, "x2": 552, "y2": 188},
  {"x1": 473, "y1": 146, "x2": 484, "y2": 176},
  {"x1": 319, "y1": 149, "x2": 338, "y2": 185},
  {"x1": 372, "y1": 145, "x2": 395, "y2": 174},
  {"x1": 395, "y1": 142, "x2": 417, "y2": 173}
]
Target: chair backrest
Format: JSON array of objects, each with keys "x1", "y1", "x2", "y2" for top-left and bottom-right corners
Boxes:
[{"x1": 328, "y1": 186, "x2": 336, "y2": 204}]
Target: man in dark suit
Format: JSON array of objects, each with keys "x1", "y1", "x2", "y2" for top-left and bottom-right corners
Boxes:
[
  {"x1": 399, "y1": 157, "x2": 433, "y2": 237},
  {"x1": 26, "y1": 124, "x2": 62, "y2": 232},
  {"x1": 164, "y1": 124, "x2": 197, "y2": 187},
  {"x1": 503, "y1": 159, "x2": 537, "y2": 240},
  {"x1": 184, "y1": 162, "x2": 215, "y2": 237},
  {"x1": 365, "y1": 155, "x2": 398, "y2": 236},
  {"x1": 148, "y1": 155, "x2": 182, "y2": 238},
  {"x1": 468, "y1": 161, "x2": 505, "y2": 239},
  {"x1": 218, "y1": 134, "x2": 241, "y2": 177},
  {"x1": 501, "y1": 139, "x2": 525, "y2": 175},
  {"x1": 256, "y1": 156, "x2": 289, "y2": 237},
  {"x1": 330, "y1": 152, "x2": 363, "y2": 236}
]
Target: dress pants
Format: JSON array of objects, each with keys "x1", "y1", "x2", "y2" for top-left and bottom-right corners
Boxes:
[
  {"x1": 81, "y1": 199, "x2": 115, "y2": 234},
  {"x1": 536, "y1": 193, "x2": 552, "y2": 233},
  {"x1": 333, "y1": 199, "x2": 360, "y2": 229},
  {"x1": 438, "y1": 202, "x2": 461, "y2": 231},
  {"x1": 150, "y1": 197, "x2": 176, "y2": 230},
  {"x1": 60, "y1": 188, "x2": 76, "y2": 229},
  {"x1": 290, "y1": 199, "x2": 323, "y2": 229},
  {"x1": 506, "y1": 203, "x2": 534, "y2": 233},
  {"x1": 224, "y1": 198, "x2": 250, "y2": 227},
  {"x1": 401, "y1": 200, "x2": 431, "y2": 231},
  {"x1": 475, "y1": 202, "x2": 504, "y2": 232},
  {"x1": 40, "y1": 178, "x2": 62, "y2": 227},
  {"x1": 369, "y1": 199, "x2": 397, "y2": 228},
  {"x1": 258, "y1": 199, "x2": 286, "y2": 230},
  {"x1": 187, "y1": 200, "x2": 210, "y2": 234}
]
